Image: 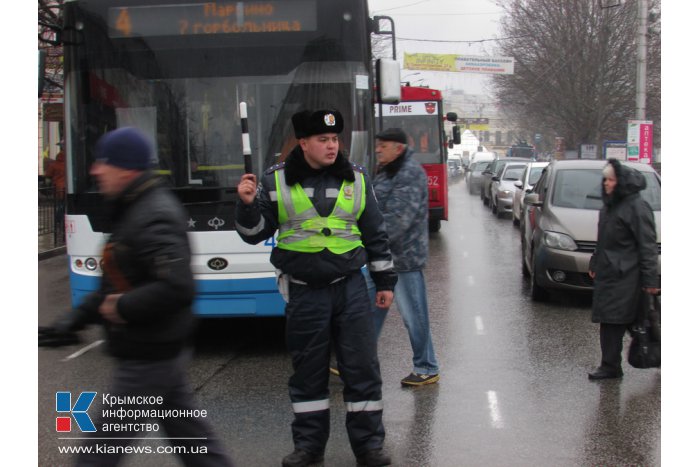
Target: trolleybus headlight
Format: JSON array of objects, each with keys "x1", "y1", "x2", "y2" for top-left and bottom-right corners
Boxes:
[{"x1": 85, "y1": 258, "x2": 98, "y2": 271}]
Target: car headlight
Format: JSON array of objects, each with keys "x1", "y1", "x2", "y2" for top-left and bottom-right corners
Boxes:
[
  {"x1": 497, "y1": 190, "x2": 513, "y2": 199},
  {"x1": 543, "y1": 231, "x2": 577, "y2": 251}
]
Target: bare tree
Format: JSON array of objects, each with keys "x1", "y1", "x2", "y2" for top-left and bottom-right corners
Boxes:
[
  {"x1": 38, "y1": 0, "x2": 64, "y2": 95},
  {"x1": 491, "y1": 0, "x2": 660, "y2": 153}
]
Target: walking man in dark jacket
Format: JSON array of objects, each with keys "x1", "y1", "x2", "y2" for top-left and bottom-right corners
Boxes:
[
  {"x1": 588, "y1": 159, "x2": 660, "y2": 380},
  {"x1": 235, "y1": 109, "x2": 397, "y2": 467},
  {"x1": 372, "y1": 128, "x2": 440, "y2": 386},
  {"x1": 39, "y1": 127, "x2": 235, "y2": 466}
]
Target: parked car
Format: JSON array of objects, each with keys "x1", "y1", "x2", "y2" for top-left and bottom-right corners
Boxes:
[
  {"x1": 480, "y1": 157, "x2": 531, "y2": 207},
  {"x1": 465, "y1": 160, "x2": 492, "y2": 195},
  {"x1": 489, "y1": 162, "x2": 527, "y2": 218},
  {"x1": 512, "y1": 162, "x2": 549, "y2": 227},
  {"x1": 447, "y1": 157, "x2": 462, "y2": 178},
  {"x1": 469, "y1": 150, "x2": 496, "y2": 165},
  {"x1": 520, "y1": 159, "x2": 661, "y2": 301}
]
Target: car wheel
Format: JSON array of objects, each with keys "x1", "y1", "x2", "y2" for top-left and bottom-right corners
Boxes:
[
  {"x1": 520, "y1": 232, "x2": 530, "y2": 277},
  {"x1": 521, "y1": 255, "x2": 529, "y2": 277},
  {"x1": 529, "y1": 260, "x2": 549, "y2": 302},
  {"x1": 491, "y1": 198, "x2": 498, "y2": 214}
]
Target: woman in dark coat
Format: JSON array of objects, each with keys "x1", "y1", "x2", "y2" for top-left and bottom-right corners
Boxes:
[{"x1": 587, "y1": 158, "x2": 660, "y2": 380}]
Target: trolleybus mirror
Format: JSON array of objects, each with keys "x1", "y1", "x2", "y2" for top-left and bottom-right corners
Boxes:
[
  {"x1": 446, "y1": 112, "x2": 458, "y2": 122},
  {"x1": 376, "y1": 59, "x2": 401, "y2": 104},
  {"x1": 452, "y1": 125, "x2": 461, "y2": 145}
]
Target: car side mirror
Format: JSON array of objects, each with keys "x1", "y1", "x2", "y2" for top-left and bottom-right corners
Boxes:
[
  {"x1": 524, "y1": 193, "x2": 542, "y2": 206},
  {"x1": 492, "y1": 175, "x2": 500, "y2": 181},
  {"x1": 514, "y1": 180, "x2": 523, "y2": 189}
]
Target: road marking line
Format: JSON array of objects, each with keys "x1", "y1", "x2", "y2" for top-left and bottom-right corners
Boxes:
[
  {"x1": 62, "y1": 340, "x2": 105, "y2": 361},
  {"x1": 487, "y1": 390, "x2": 504, "y2": 429},
  {"x1": 475, "y1": 316, "x2": 485, "y2": 335}
]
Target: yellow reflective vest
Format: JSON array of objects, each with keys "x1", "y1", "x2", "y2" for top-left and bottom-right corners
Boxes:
[{"x1": 274, "y1": 169, "x2": 366, "y2": 254}]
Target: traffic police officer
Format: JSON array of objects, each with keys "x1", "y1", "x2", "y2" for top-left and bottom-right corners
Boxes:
[{"x1": 235, "y1": 109, "x2": 397, "y2": 467}]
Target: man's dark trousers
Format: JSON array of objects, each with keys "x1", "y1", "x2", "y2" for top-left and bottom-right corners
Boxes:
[{"x1": 77, "y1": 350, "x2": 234, "y2": 467}]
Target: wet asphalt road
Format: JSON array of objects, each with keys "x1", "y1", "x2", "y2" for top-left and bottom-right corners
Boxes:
[{"x1": 38, "y1": 176, "x2": 660, "y2": 466}]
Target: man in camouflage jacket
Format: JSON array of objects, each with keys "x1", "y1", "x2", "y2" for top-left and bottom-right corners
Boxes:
[{"x1": 371, "y1": 128, "x2": 440, "y2": 387}]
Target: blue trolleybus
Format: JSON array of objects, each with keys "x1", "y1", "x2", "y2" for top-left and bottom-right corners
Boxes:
[{"x1": 60, "y1": 0, "x2": 399, "y2": 317}]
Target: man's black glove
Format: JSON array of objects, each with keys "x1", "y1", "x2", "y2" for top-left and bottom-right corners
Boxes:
[{"x1": 38, "y1": 326, "x2": 80, "y2": 347}]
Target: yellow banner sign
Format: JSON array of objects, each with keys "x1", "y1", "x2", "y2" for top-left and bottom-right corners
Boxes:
[{"x1": 404, "y1": 53, "x2": 514, "y2": 75}]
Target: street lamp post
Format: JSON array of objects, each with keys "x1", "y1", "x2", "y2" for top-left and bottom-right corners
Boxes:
[{"x1": 635, "y1": 0, "x2": 648, "y2": 120}]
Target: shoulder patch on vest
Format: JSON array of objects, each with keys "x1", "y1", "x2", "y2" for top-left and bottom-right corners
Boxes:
[
  {"x1": 351, "y1": 163, "x2": 368, "y2": 175},
  {"x1": 265, "y1": 162, "x2": 286, "y2": 175}
]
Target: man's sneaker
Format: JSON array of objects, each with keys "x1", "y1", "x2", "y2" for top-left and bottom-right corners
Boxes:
[
  {"x1": 400, "y1": 372, "x2": 440, "y2": 387},
  {"x1": 356, "y1": 448, "x2": 391, "y2": 466},
  {"x1": 282, "y1": 448, "x2": 324, "y2": 467},
  {"x1": 329, "y1": 366, "x2": 340, "y2": 376}
]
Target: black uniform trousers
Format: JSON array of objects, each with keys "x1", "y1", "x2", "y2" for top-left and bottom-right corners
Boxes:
[
  {"x1": 76, "y1": 350, "x2": 234, "y2": 467},
  {"x1": 285, "y1": 271, "x2": 385, "y2": 457}
]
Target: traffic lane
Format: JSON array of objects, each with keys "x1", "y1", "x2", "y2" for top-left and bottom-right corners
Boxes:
[
  {"x1": 38, "y1": 181, "x2": 661, "y2": 466},
  {"x1": 382, "y1": 181, "x2": 659, "y2": 466},
  {"x1": 38, "y1": 256, "x2": 280, "y2": 466}
]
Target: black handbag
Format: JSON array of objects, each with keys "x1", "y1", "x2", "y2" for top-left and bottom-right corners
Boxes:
[{"x1": 627, "y1": 293, "x2": 661, "y2": 369}]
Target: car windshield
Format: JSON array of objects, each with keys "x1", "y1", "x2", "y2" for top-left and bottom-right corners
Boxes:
[
  {"x1": 528, "y1": 166, "x2": 545, "y2": 185},
  {"x1": 471, "y1": 161, "x2": 490, "y2": 171},
  {"x1": 503, "y1": 166, "x2": 525, "y2": 180},
  {"x1": 492, "y1": 160, "x2": 509, "y2": 175},
  {"x1": 552, "y1": 169, "x2": 661, "y2": 210}
]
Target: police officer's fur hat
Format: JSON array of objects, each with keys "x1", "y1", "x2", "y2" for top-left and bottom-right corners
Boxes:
[{"x1": 292, "y1": 109, "x2": 344, "y2": 138}]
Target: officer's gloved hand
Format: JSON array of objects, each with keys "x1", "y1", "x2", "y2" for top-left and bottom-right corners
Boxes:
[{"x1": 39, "y1": 319, "x2": 80, "y2": 347}]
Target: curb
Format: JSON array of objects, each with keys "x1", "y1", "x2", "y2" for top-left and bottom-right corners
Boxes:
[{"x1": 39, "y1": 246, "x2": 66, "y2": 261}]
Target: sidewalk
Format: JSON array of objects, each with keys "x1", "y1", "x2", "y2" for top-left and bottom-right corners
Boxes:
[{"x1": 39, "y1": 233, "x2": 65, "y2": 260}]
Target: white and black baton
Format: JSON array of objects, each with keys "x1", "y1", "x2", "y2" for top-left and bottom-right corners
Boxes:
[{"x1": 240, "y1": 102, "x2": 252, "y2": 174}]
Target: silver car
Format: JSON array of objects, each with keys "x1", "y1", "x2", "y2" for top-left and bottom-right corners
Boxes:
[
  {"x1": 465, "y1": 160, "x2": 492, "y2": 195},
  {"x1": 489, "y1": 162, "x2": 527, "y2": 218},
  {"x1": 520, "y1": 159, "x2": 661, "y2": 301},
  {"x1": 480, "y1": 157, "x2": 531, "y2": 206},
  {"x1": 512, "y1": 162, "x2": 549, "y2": 227}
]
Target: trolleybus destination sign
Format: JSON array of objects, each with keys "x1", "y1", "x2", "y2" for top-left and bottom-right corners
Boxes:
[{"x1": 108, "y1": 1, "x2": 317, "y2": 38}]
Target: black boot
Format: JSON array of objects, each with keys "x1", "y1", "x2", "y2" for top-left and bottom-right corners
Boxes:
[
  {"x1": 282, "y1": 449, "x2": 324, "y2": 467},
  {"x1": 356, "y1": 448, "x2": 391, "y2": 466},
  {"x1": 588, "y1": 366, "x2": 623, "y2": 380}
]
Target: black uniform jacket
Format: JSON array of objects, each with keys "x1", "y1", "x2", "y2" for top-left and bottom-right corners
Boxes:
[
  {"x1": 235, "y1": 146, "x2": 397, "y2": 290},
  {"x1": 589, "y1": 160, "x2": 659, "y2": 324},
  {"x1": 60, "y1": 172, "x2": 195, "y2": 360}
]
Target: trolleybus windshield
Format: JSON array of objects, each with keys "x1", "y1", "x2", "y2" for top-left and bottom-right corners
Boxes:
[{"x1": 64, "y1": 0, "x2": 374, "y2": 200}]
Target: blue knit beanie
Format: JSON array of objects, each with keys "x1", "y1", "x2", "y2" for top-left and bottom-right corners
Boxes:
[{"x1": 95, "y1": 127, "x2": 154, "y2": 170}]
